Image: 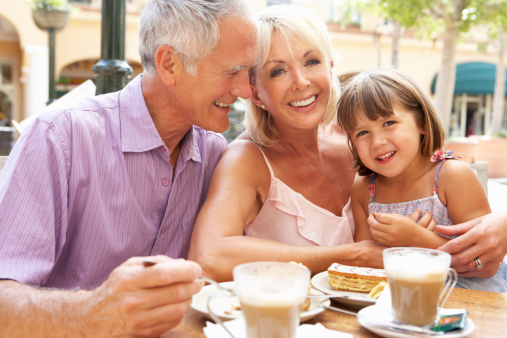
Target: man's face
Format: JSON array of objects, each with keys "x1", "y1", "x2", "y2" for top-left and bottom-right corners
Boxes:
[{"x1": 173, "y1": 16, "x2": 257, "y2": 133}]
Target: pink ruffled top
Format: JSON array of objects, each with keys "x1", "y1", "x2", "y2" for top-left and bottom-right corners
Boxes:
[{"x1": 244, "y1": 148, "x2": 355, "y2": 246}]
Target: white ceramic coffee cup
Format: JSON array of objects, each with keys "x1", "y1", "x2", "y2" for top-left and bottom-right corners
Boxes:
[{"x1": 383, "y1": 247, "x2": 457, "y2": 327}]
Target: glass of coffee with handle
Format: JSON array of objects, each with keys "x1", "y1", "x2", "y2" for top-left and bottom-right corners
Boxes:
[
  {"x1": 383, "y1": 247, "x2": 458, "y2": 327},
  {"x1": 207, "y1": 261, "x2": 310, "y2": 338}
]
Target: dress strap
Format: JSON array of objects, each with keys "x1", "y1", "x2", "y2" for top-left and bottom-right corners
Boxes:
[
  {"x1": 433, "y1": 160, "x2": 446, "y2": 195},
  {"x1": 431, "y1": 149, "x2": 462, "y2": 195},
  {"x1": 256, "y1": 146, "x2": 275, "y2": 178},
  {"x1": 368, "y1": 173, "x2": 377, "y2": 203}
]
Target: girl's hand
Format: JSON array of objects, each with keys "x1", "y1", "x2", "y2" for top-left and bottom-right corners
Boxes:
[
  {"x1": 411, "y1": 209, "x2": 437, "y2": 232},
  {"x1": 367, "y1": 212, "x2": 423, "y2": 247}
]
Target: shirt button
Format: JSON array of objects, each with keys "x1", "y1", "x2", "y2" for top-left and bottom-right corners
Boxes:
[
  {"x1": 159, "y1": 146, "x2": 165, "y2": 153},
  {"x1": 162, "y1": 178, "x2": 169, "y2": 186}
]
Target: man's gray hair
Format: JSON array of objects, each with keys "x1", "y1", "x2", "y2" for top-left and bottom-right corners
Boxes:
[{"x1": 139, "y1": 0, "x2": 250, "y2": 77}]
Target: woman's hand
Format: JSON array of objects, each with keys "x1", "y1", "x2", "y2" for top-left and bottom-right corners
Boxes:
[{"x1": 437, "y1": 213, "x2": 507, "y2": 277}]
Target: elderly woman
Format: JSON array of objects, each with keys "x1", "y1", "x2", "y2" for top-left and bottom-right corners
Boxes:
[{"x1": 188, "y1": 5, "x2": 386, "y2": 282}]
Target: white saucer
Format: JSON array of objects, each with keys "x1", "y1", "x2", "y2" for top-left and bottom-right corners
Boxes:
[
  {"x1": 357, "y1": 305, "x2": 475, "y2": 338},
  {"x1": 311, "y1": 271, "x2": 376, "y2": 309},
  {"x1": 191, "y1": 281, "x2": 330, "y2": 323}
]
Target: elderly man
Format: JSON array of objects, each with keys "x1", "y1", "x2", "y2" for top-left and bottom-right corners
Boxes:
[{"x1": 0, "y1": 0, "x2": 256, "y2": 336}]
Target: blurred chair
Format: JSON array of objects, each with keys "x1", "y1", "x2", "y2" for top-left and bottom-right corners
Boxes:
[
  {"x1": 469, "y1": 161, "x2": 488, "y2": 196},
  {"x1": 0, "y1": 155, "x2": 7, "y2": 175},
  {"x1": 18, "y1": 79, "x2": 96, "y2": 133}
]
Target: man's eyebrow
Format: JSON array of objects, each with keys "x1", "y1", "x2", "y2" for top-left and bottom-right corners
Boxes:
[{"x1": 227, "y1": 65, "x2": 248, "y2": 72}]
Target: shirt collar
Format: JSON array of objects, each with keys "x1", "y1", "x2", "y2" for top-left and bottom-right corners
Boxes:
[{"x1": 119, "y1": 74, "x2": 202, "y2": 163}]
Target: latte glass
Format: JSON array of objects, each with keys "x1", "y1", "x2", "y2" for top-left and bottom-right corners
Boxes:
[
  {"x1": 234, "y1": 261, "x2": 310, "y2": 338},
  {"x1": 383, "y1": 247, "x2": 457, "y2": 327}
]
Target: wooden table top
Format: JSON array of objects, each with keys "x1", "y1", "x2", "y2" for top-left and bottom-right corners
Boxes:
[{"x1": 165, "y1": 288, "x2": 507, "y2": 337}]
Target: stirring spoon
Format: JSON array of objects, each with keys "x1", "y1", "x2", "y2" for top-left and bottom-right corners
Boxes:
[{"x1": 142, "y1": 259, "x2": 235, "y2": 294}]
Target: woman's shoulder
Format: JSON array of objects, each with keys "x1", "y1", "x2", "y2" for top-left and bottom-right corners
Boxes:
[
  {"x1": 213, "y1": 138, "x2": 272, "y2": 194},
  {"x1": 218, "y1": 139, "x2": 270, "y2": 177},
  {"x1": 224, "y1": 138, "x2": 264, "y2": 162}
]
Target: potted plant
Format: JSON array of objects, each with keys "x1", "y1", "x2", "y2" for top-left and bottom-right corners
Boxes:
[{"x1": 28, "y1": 0, "x2": 71, "y2": 30}]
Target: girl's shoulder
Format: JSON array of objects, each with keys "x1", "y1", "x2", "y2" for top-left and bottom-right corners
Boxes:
[{"x1": 436, "y1": 158, "x2": 481, "y2": 190}]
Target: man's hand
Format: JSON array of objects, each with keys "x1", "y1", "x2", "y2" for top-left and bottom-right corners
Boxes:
[
  {"x1": 87, "y1": 256, "x2": 204, "y2": 336},
  {"x1": 0, "y1": 256, "x2": 204, "y2": 337}
]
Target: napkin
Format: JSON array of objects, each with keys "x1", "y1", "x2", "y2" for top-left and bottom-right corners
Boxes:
[{"x1": 203, "y1": 318, "x2": 352, "y2": 338}]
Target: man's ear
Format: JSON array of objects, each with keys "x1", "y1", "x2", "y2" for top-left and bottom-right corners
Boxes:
[{"x1": 155, "y1": 45, "x2": 179, "y2": 87}]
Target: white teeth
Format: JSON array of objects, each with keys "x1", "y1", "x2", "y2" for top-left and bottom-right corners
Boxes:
[
  {"x1": 213, "y1": 101, "x2": 231, "y2": 108},
  {"x1": 289, "y1": 95, "x2": 316, "y2": 107},
  {"x1": 377, "y1": 151, "x2": 395, "y2": 160}
]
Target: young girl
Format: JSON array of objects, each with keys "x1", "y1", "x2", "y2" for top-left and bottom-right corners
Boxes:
[{"x1": 337, "y1": 68, "x2": 506, "y2": 292}]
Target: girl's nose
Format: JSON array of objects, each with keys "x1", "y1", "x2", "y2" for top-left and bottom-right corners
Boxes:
[{"x1": 371, "y1": 132, "x2": 387, "y2": 147}]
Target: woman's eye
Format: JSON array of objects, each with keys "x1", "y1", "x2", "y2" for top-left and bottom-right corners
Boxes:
[
  {"x1": 306, "y1": 58, "x2": 320, "y2": 66},
  {"x1": 270, "y1": 68, "x2": 284, "y2": 78}
]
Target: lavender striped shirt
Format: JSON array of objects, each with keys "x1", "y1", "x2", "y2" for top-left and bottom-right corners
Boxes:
[{"x1": 0, "y1": 75, "x2": 227, "y2": 290}]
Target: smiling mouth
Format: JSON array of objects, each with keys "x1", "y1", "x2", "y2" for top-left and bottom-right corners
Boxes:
[
  {"x1": 289, "y1": 95, "x2": 316, "y2": 107},
  {"x1": 213, "y1": 101, "x2": 231, "y2": 108},
  {"x1": 377, "y1": 151, "x2": 395, "y2": 161}
]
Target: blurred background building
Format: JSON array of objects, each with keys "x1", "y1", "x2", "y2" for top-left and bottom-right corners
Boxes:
[{"x1": 0, "y1": 0, "x2": 506, "y2": 155}]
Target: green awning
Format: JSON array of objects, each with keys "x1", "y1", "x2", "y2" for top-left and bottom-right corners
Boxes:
[{"x1": 431, "y1": 62, "x2": 507, "y2": 95}]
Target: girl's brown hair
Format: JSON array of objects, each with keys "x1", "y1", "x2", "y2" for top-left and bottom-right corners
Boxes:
[{"x1": 337, "y1": 68, "x2": 446, "y2": 176}]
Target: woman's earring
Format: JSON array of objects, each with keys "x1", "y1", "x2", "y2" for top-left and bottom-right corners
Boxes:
[{"x1": 261, "y1": 105, "x2": 266, "y2": 110}]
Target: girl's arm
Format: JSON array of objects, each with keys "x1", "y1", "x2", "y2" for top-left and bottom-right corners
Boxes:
[
  {"x1": 438, "y1": 160, "x2": 497, "y2": 278},
  {"x1": 188, "y1": 140, "x2": 386, "y2": 281},
  {"x1": 351, "y1": 178, "x2": 374, "y2": 242}
]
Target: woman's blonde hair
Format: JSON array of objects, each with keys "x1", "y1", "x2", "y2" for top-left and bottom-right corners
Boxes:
[
  {"x1": 244, "y1": 5, "x2": 340, "y2": 147},
  {"x1": 337, "y1": 68, "x2": 446, "y2": 176}
]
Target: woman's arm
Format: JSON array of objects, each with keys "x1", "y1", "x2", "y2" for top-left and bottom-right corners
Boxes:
[{"x1": 188, "y1": 141, "x2": 386, "y2": 281}]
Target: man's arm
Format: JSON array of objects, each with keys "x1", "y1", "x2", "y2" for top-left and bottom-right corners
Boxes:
[
  {"x1": 0, "y1": 257, "x2": 203, "y2": 337},
  {"x1": 437, "y1": 212, "x2": 507, "y2": 277}
]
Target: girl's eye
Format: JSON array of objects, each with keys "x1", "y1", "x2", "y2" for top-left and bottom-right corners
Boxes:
[
  {"x1": 306, "y1": 58, "x2": 321, "y2": 66},
  {"x1": 270, "y1": 68, "x2": 284, "y2": 78},
  {"x1": 384, "y1": 121, "x2": 395, "y2": 127},
  {"x1": 356, "y1": 130, "x2": 368, "y2": 138}
]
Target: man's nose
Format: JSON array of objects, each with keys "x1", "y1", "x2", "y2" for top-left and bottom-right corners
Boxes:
[{"x1": 231, "y1": 70, "x2": 252, "y2": 99}]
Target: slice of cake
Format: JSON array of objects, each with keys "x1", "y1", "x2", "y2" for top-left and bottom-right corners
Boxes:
[{"x1": 328, "y1": 263, "x2": 387, "y2": 293}]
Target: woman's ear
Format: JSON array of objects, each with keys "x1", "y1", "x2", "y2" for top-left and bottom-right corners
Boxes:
[
  {"x1": 155, "y1": 45, "x2": 179, "y2": 87},
  {"x1": 250, "y1": 84, "x2": 264, "y2": 109}
]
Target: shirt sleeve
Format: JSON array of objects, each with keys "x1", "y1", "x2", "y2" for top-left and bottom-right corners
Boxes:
[{"x1": 0, "y1": 114, "x2": 70, "y2": 286}]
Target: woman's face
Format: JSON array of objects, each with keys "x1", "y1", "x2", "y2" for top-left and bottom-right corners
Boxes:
[{"x1": 251, "y1": 32, "x2": 331, "y2": 133}]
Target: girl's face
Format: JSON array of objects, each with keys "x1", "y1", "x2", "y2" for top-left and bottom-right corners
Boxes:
[
  {"x1": 250, "y1": 32, "x2": 331, "y2": 134},
  {"x1": 350, "y1": 106, "x2": 425, "y2": 178}
]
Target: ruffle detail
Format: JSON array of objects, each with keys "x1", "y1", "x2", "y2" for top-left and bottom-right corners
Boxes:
[{"x1": 264, "y1": 178, "x2": 354, "y2": 246}]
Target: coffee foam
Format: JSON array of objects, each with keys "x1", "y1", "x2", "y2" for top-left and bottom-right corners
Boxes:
[
  {"x1": 385, "y1": 252, "x2": 449, "y2": 281},
  {"x1": 236, "y1": 279, "x2": 307, "y2": 307}
]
